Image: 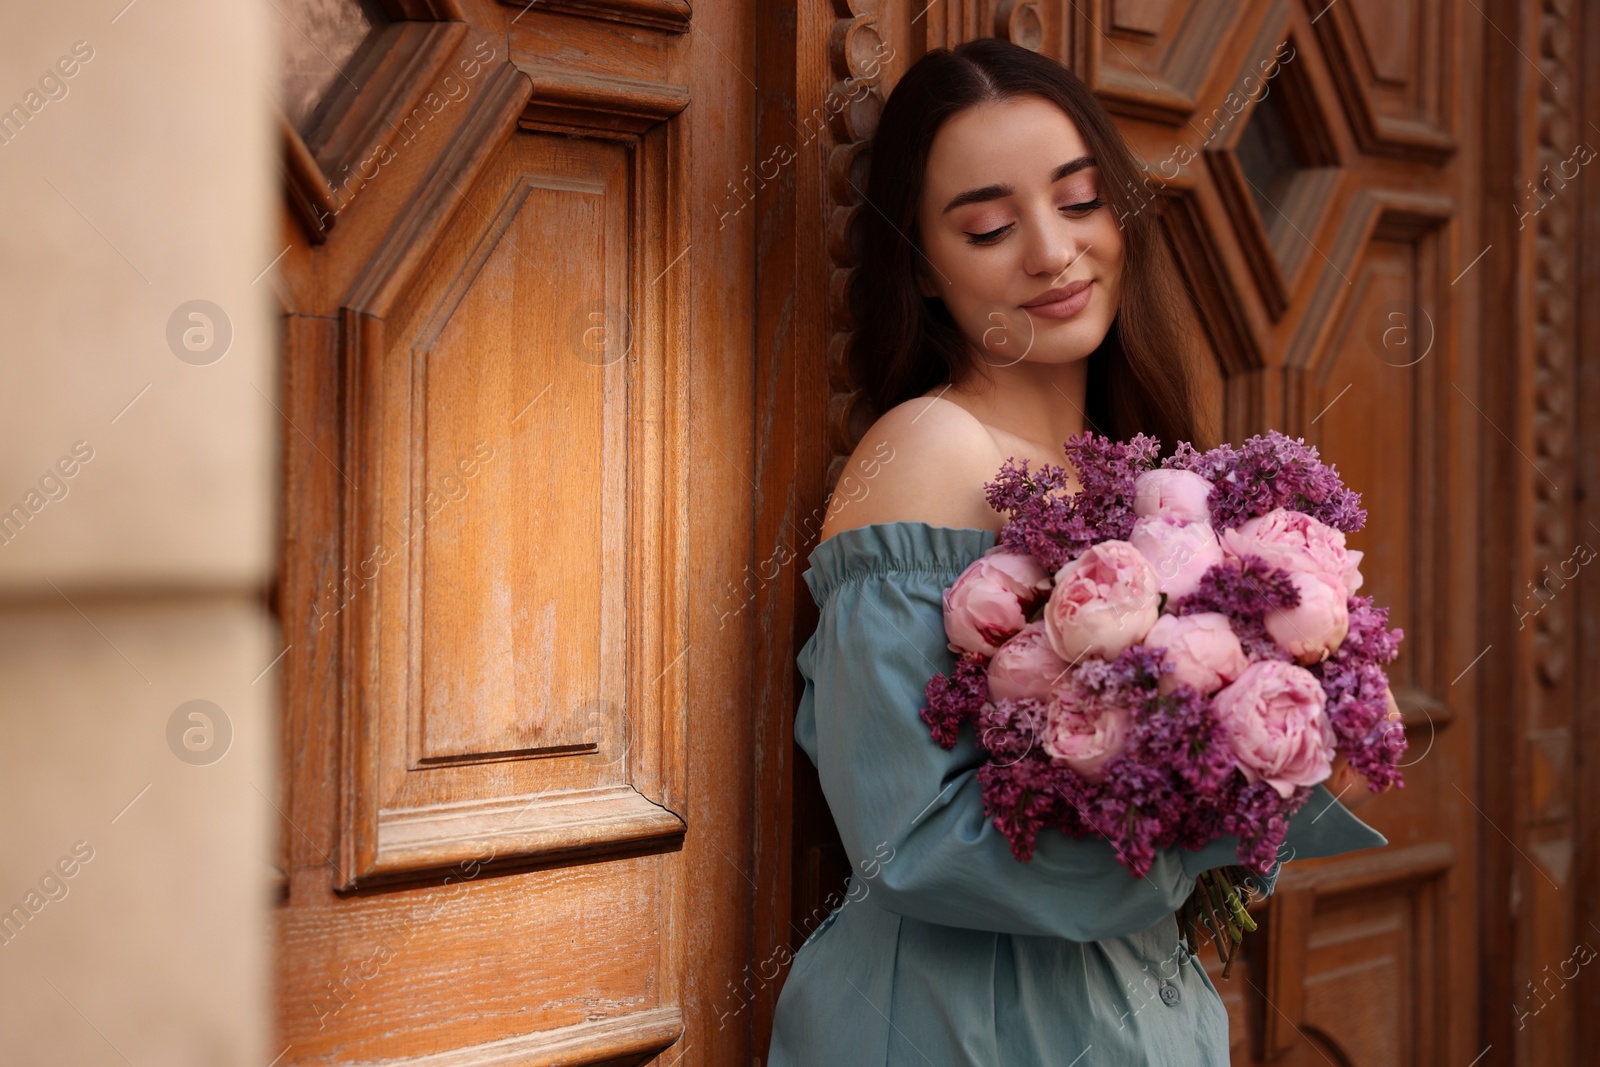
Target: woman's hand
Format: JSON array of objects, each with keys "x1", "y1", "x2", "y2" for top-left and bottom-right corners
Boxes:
[{"x1": 1325, "y1": 687, "x2": 1402, "y2": 812}]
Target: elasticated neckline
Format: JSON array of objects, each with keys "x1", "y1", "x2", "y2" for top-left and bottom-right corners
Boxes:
[{"x1": 801, "y1": 521, "x2": 997, "y2": 607}]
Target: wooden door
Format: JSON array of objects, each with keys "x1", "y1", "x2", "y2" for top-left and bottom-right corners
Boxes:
[
  {"x1": 270, "y1": 2, "x2": 1600, "y2": 1065},
  {"x1": 271, "y1": 1, "x2": 762, "y2": 1063},
  {"x1": 767, "y1": 2, "x2": 1587, "y2": 1066}
]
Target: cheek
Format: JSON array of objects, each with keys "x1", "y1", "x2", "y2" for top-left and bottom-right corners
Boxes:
[
  {"x1": 954, "y1": 243, "x2": 1021, "y2": 296},
  {"x1": 1092, "y1": 227, "x2": 1126, "y2": 302},
  {"x1": 1088, "y1": 213, "x2": 1126, "y2": 263},
  {"x1": 943, "y1": 272, "x2": 1009, "y2": 331},
  {"x1": 923, "y1": 242, "x2": 988, "y2": 312}
]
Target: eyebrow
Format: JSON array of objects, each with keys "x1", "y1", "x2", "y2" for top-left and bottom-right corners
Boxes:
[{"x1": 941, "y1": 155, "x2": 1099, "y2": 213}]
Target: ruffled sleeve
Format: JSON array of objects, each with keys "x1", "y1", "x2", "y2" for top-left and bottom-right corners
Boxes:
[{"x1": 796, "y1": 522, "x2": 1388, "y2": 942}]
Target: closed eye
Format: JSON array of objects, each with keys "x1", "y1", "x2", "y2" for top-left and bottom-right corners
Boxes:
[{"x1": 963, "y1": 199, "x2": 1108, "y2": 246}]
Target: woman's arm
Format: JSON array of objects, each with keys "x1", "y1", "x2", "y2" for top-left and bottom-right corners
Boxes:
[{"x1": 801, "y1": 565, "x2": 1199, "y2": 943}]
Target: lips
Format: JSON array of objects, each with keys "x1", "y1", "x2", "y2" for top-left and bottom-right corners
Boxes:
[{"x1": 1021, "y1": 279, "x2": 1092, "y2": 308}]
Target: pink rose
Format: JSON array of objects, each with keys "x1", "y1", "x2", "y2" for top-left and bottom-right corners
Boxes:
[
  {"x1": 1128, "y1": 516, "x2": 1225, "y2": 603},
  {"x1": 1044, "y1": 540, "x2": 1161, "y2": 662},
  {"x1": 1042, "y1": 684, "x2": 1132, "y2": 784},
  {"x1": 1213, "y1": 660, "x2": 1336, "y2": 798},
  {"x1": 986, "y1": 620, "x2": 1073, "y2": 702},
  {"x1": 1219, "y1": 508, "x2": 1365, "y2": 595},
  {"x1": 942, "y1": 547, "x2": 1052, "y2": 657},
  {"x1": 1133, "y1": 468, "x2": 1215, "y2": 524},
  {"x1": 1143, "y1": 612, "x2": 1249, "y2": 696},
  {"x1": 1264, "y1": 571, "x2": 1350, "y2": 665}
]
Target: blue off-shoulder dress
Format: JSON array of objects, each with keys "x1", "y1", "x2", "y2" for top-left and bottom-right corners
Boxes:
[{"x1": 767, "y1": 522, "x2": 1388, "y2": 1067}]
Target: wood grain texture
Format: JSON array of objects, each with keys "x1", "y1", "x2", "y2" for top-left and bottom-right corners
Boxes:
[
  {"x1": 337, "y1": 1006, "x2": 684, "y2": 1066},
  {"x1": 274, "y1": 0, "x2": 730, "y2": 1061},
  {"x1": 1478, "y1": 0, "x2": 1598, "y2": 1063},
  {"x1": 1573, "y1": 8, "x2": 1600, "y2": 1065}
]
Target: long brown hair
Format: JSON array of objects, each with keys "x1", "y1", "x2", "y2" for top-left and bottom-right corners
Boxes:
[{"x1": 847, "y1": 37, "x2": 1213, "y2": 454}]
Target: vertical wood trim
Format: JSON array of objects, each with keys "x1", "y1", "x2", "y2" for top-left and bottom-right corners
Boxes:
[
  {"x1": 278, "y1": 312, "x2": 347, "y2": 890},
  {"x1": 652, "y1": 65, "x2": 694, "y2": 1039},
  {"x1": 1480, "y1": 0, "x2": 1593, "y2": 1060},
  {"x1": 1478, "y1": 0, "x2": 1522, "y2": 1056},
  {"x1": 749, "y1": 0, "x2": 801, "y2": 1056},
  {"x1": 1259, "y1": 884, "x2": 1311, "y2": 1058},
  {"x1": 1576, "y1": 1, "x2": 1600, "y2": 1060}
]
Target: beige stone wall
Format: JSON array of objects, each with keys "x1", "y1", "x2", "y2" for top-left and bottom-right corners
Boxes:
[{"x1": 0, "y1": 3, "x2": 277, "y2": 1064}]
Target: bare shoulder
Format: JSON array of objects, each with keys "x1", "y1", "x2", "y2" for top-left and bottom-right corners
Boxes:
[{"x1": 817, "y1": 396, "x2": 1005, "y2": 543}]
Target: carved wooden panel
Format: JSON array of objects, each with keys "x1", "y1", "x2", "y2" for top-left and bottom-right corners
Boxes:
[
  {"x1": 274, "y1": 0, "x2": 754, "y2": 1058},
  {"x1": 278, "y1": 856, "x2": 682, "y2": 1063},
  {"x1": 336, "y1": 58, "x2": 690, "y2": 889},
  {"x1": 818, "y1": 2, "x2": 895, "y2": 493},
  {"x1": 1092, "y1": 0, "x2": 1250, "y2": 121},
  {"x1": 1256, "y1": 844, "x2": 1451, "y2": 1064},
  {"x1": 1484, "y1": 1, "x2": 1596, "y2": 1062},
  {"x1": 1315, "y1": 0, "x2": 1456, "y2": 160},
  {"x1": 1204, "y1": 19, "x2": 1343, "y2": 318},
  {"x1": 497, "y1": 0, "x2": 690, "y2": 33},
  {"x1": 282, "y1": 20, "x2": 470, "y2": 244}
]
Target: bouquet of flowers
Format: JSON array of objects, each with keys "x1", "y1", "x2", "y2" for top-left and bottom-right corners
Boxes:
[{"x1": 918, "y1": 430, "x2": 1405, "y2": 974}]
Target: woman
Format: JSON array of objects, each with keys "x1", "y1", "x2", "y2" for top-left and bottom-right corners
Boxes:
[{"x1": 766, "y1": 39, "x2": 1393, "y2": 1065}]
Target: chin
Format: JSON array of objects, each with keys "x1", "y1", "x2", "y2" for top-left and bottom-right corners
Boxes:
[
  {"x1": 1029, "y1": 345, "x2": 1099, "y2": 367},
  {"x1": 1032, "y1": 315, "x2": 1112, "y2": 349}
]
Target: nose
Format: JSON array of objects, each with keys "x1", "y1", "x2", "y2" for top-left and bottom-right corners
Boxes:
[{"x1": 1021, "y1": 205, "x2": 1083, "y2": 280}]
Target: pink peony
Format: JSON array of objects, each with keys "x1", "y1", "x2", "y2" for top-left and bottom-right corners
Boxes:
[
  {"x1": 986, "y1": 620, "x2": 1074, "y2": 702},
  {"x1": 1264, "y1": 571, "x2": 1350, "y2": 664},
  {"x1": 942, "y1": 547, "x2": 1053, "y2": 658},
  {"x1": 1133, "y1": 468, "x2": 1215, "y2": 524},
  {"x1": 1142, "y1": 612, "x2": 1249, "y2": 696},
  {"x1": 1213, "y1": 660, "x2": 1336, "y2": 798},
  {"x1": 1042, "y1": 684, "x2": 1132, "y2": 784},
  {"x1": 1044, "y1": 540, "x2": 1162, "y2": 662},
  {"x1": 1219, "y1": 507, "x2": 1365, "y2": 595},
  {"x1": 1128, "y1": 516, "x2": 1226, "y2": 603}
]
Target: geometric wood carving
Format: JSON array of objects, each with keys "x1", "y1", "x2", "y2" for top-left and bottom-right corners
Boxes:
[
  {"x1": 1312, "y1": 0, "x2": 1456, "y2": 161},
  {"x1": 1206, "y1": 24, "x2": 1342, "y2": 317},
  {"x1": 336, "y1": 1005, "x2": 685, "y2": 1066},
  {"x1": 1092, "y1": 0, "x2": 1251, "y2": 122},
  {"x1": 283, "y1": 108, "x2": 341, "y2": 245},
  {"x1": 335, "y1": 56, "x2": 691, "y2": 889},
  {"x1": 282, "y1": 20, "x2": 469, "y2": 243},
  {"x1": 1258, "y1": 841, "x2": 1451, "y2": 1061},
  {"x1": 494, "y1": 0, "x2": 690, "y2": 34}
]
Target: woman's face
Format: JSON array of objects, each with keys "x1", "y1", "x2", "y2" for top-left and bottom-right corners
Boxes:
[{"x1": 914, "y1": 93, "x2": 1124, "y2": 373}]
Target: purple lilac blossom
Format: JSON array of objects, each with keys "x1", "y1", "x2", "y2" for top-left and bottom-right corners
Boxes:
[
  {"x1": 1165, "y1": 430, "x2": 1367, "y2": 534},
  {"x1": 1312, "y1": 594, "x2": 1407, "y2": 790},
  {"x1": 1170, "y1": 554, "x2": 1300, "y2": 663},
  {"x1": 921, "y1": 656, "x2": 989, "y2": 749},
  {"x1": 985, "y1": 432, "x2": 1162, "y2": 573},
  {"x1": 1215, "y1": 776, "x2": 1311, "y2": 874}
]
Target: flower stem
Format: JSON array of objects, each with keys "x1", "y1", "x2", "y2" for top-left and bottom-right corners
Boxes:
[{"x1": 1180, "y1": 868, "x2": 1264, "y2": 979}]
